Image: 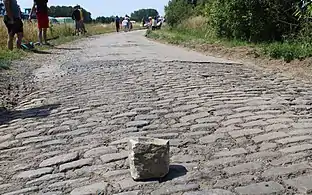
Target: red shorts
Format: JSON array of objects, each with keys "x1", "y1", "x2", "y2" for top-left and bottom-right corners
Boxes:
[{"x1": 36, "y1": 12, "x2": 49, "y2": 29}]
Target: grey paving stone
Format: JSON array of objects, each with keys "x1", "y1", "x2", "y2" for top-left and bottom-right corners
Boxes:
[
  {"x1": 279, "y1": 143, "x2": 312, "y2": 153},
  {"x1": 26, "y1": 173, "x2": 65, "y2": 185},
  {"x1": 262, "y1": 162, "x2": 311, "y2": 178},
  {"x1": 184, "y1": 189, "x2": 235, "y2": 195},
  {"x1": 48, "y1": 177, "x2": 89, "y2": 189},
  {"x1": 171, "y1": 155, "x2": 205, "y2": 163},
  {"x1": 16, "y1": 167, "x2": 54, "y2": 179},
  {"x1": 151, "y1": 184, "x2": 199, "y2": 195},
  {"x1": 180, "y1": 112, "x2": 210, "y2": 123},
  {"x1": 39, "y1": 152, "x2": 79, "y2": 167},
  {"x1": 113, "y1": 190, "x2": 141, "y2": 195},
  {"x1": 199, "y1": 133, "x2": 225, "y2": 144},
  {"x1": 271, "y1": 152, "x2": 308, "y2": 166},
  {"x1": 0, "y1": 134, "x2": 13, "y2": 143},
  {"x1": 224, "y1": 162, "x2": 262, "y2": 175},
  {"x1": 235, "y1": 181, "x2": 284, "y2": 195},
  {"x1": 83, "y1": 146, "x2": 118, "y2": 158},
  {"x1": 100, "y1": 151, "x2": 128, "y2": 163},
  {"x1": 126, "y1": 120, "x2": 150, "y2": 128},
  {"x1": 252, "y1": 132, "x2": 288, "y2": 143},
  {"x1": 229, "y1": 128, "x2": 263, "y2": 138},
  {"x1": 246, "y1": 151, "x2": 280, "y2": 160},
  {"x1": 190, "y1": 123, "x2": 218, "y2": 131},
  {"x1": 214, "y1": 175, "x2": 254, "y2": 188},
  {"x1": 275, "y1": 135, "x2": 312, "y2": 144},
  {"x1": 70, "y1": 182, "x2": 108, "y2": 195},
  {"x1": 60, "y1": 158, "x2": 93, "y2": 172},
  {"x1": 284, "y1": 175, "x2": 312, "y2": 193},
  {"x1": 3, "y1": 187, "x2": 39, "y2": 195},
  {"x1": 205, "y1": 157, "x2": 240, "y2": 167},
  {"x1": 214, "y1": 148, "x2": 247, "y2": 158},
  {"x1": 16, "y1": 130, "x2": 43, "y2": 139}
]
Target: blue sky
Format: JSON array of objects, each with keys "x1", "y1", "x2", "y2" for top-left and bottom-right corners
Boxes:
[{"x1": 17, "y1": 0, "x2": 168, "y2": 18}]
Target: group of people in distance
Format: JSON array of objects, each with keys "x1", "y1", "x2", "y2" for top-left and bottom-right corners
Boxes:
[
  {"x1": 115, "y1": 15, "x2": 133, "y2": 32},
  {"x1": 3, "y1": 0, "x2": 50, "y2": 50},
  {"x1": 2, "y1": 0, "x2": 86, "y2": 50}
]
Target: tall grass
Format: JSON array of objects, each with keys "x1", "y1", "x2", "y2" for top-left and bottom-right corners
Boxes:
[{"x1": 149, "y1": 16, "x2": 312, "y2": 62}]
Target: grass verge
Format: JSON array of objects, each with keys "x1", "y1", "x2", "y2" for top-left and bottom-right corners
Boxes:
[{"x1": 147, "y1": 19, "x2": 312, "y2": 63}]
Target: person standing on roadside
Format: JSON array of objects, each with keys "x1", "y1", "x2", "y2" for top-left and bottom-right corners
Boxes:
[
  {"x1": 3, "y1": 0, "x2": 23, "y2": 50},
  {"x1": 29, "y1": 0, "x2": 50, "y2": 45},
  {"x1": 115, "y1": 15, "x2": 120, "y2": 32},
  {"x1": 72, "y1": 5, "x2": 81, "y2": 35}
]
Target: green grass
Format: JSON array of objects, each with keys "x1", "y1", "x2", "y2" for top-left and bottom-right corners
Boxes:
[{"x1": 147, "y1": 24, "x2": 312, "y2": 62}]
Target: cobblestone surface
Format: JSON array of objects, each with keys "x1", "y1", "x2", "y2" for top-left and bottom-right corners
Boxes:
[{"x1": 1, "y1": 31, "x2": 312, "y2": 194}]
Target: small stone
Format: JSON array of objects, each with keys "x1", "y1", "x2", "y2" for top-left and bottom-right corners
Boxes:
[
  {"x1": 39, "y1": 152, "x2": 79, "y2": 167},
  {"x1": 128, "y1": 137, "x2": 170, "y2": 180},
  {"x1": 16, "y1": 167, "x2": 54, "y2": 179},
  {"x1": 126, "y1": 120, "x2": 150, "y2": 128},
  {"x1": 70, "y1": 182, "x2": 108, "y2": 195}
]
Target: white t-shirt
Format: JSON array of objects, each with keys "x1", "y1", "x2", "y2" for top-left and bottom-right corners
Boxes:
[{"x1": 122, "y1": 19, "x2": 128, "y2": 26}]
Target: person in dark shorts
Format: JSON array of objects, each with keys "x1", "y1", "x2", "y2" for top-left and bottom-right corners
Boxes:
[
  {"x1": 29, "y1": 0, "x2": 50, "y2": 45},
  {"x1": 3, "y1": 0, "x2": 23, "y2": 50},
  {"x1": 72, "y1": 5, "x2": 82, "y2": 35},
  {"x1": 115, "y1": 16, "x2": 120, "y2": 32}
]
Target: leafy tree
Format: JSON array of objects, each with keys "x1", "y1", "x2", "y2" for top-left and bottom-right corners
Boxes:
[
  {"x1": 49, "y1": 5, "x2": 92, "y2": 23},
  {"x1": 95, "y1": 16, "x2": 115, "y2": 23},
  {"x1": 130, "y1": 9, "x2": 159, "y2": 21},
  {"x1": 165, "y1": 0, "x2": 193, "y2": 26}
]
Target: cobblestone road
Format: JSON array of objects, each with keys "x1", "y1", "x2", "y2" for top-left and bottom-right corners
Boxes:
[{"x1": 1, "y1": 31, "x2": 312, "y2": 195}]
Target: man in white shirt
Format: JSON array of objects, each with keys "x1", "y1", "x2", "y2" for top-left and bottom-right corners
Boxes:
[{"x1": 122, "y1": 18, "x2": 128, "y2": 32}]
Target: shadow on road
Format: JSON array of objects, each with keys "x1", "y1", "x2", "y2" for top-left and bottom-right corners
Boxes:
[
  {"x1": 0, "y1": 103, "x2": 60, "y2": 125},
  {"x1": 160, "y1": 165, "x2": 188, "y2": 182},
  {"x1": 52, "y1": 47, "x2": 82, "y2": 51}
]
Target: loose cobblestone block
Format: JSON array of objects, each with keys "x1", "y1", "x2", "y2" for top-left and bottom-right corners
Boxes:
[
  {"x1": 284, "y1": 175, "x2": 312, "y2": 193},
  {"x1": 70, "y1": 182, "x2": 108, "y2": 195},
  {"x1": 235, "y1": 181, "x2": 284, "y2": 195},
  {"x1": 39, "y1": 152, "x2": 79, "y2": 167},
  {"x1": 128, "y1": 137, "x2": 169, "y2": 180}
]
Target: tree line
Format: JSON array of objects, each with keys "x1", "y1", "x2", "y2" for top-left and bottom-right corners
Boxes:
[
  {"x1": 165, "y1": 0, "x2": 312, "y2": 42},
  {"x1": 95, "y1": 8, "x2": 159, "y2": 23}
]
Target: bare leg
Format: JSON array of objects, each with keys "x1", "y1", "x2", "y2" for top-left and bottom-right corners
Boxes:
[
  {"x1": 38, "y1": 28, "x2": 43, "y2": 44},
  {"x1": 43, "y1": 28, "x2": 47, "y2": 44},
  {"x1": 16, "y1": 32, "x2": 23, "y2": 49},
  {"x1": 7, "y1": 34, "x2": 14, "y2": 50}
]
